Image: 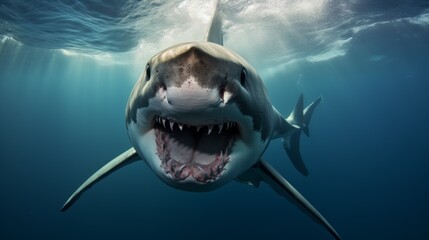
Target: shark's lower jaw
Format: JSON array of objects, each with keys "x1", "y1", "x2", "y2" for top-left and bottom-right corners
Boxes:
[{"x1": 154, "y1": 116, "x2": 238, "y2": 183}]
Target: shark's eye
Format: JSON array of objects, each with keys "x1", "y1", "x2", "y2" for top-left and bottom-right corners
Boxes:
[
  {"x1": 240, "y1": 68, "x2": 246, "y2": 86},
  {"x1": 145, "y1": 64, "x2": 151, "y2": 81}
]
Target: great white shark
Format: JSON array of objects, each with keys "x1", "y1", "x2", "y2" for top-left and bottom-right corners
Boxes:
[{"x1": 62, "y1": 2, "x2": 341, "y2": 239}]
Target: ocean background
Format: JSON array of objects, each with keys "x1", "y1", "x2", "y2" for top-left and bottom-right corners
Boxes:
[{"x1": 1, "y1": 0, "x2": 429, "y2": 239}]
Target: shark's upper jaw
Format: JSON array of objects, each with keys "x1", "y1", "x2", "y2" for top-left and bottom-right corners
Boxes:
[{"x1": 153, "y1": 116, "x2": 239, "y2": 183}]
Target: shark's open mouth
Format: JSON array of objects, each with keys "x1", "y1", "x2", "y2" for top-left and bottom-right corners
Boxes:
[{"x1": 154, "y1": 116, "x2": 237, "y2": 183}]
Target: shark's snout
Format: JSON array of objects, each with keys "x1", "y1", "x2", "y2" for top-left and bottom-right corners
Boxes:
[
  {"x1": 165, "y1": 80, "x2": 222, "y2": 110},
  {"x1": 153, "y1": 43, "x2": 236, "y2": 110}
]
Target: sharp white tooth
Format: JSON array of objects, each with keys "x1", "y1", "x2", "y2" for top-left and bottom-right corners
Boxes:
[
  {"x1": 207, "y1": 125, "x2": 213, "y2": 135},
  {"x1": 169, "y1": 121, "x2": 175, "y2": 131},
  {"x1": 162, "y1": 119, "x2": 166, "y2": 128},
  {"x1": 227, "y1": 122, "x2": 231, "y2": 130},
  {"x1": 197, "y1": 126, "x2": 201, "y2": 132},
  {"x1": 179, "y1": 123, "x2": 183, "y2": 131},
  {"x1": 218, "y1": 123, "x2": 223, "y2": 133}
]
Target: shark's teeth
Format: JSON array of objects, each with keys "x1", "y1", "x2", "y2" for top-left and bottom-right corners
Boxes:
[
  {"x1": 207, "y1": 125, "x2": 213, "y2": 135},
  {"x1": 155, "y1": 116, "x2": 236, "y2": 134},
  {"x1": 218, "y1": 123, "x2": 223, "y2": 133}
]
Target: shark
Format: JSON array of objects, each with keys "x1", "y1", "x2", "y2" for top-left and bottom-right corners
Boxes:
[{"x1": 61, "y1": 2, "x2": 340, "y2": 239}]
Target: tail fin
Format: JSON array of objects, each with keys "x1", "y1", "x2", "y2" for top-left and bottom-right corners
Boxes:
[
  {"x1": 283, "y1": 95, "x2": 321, "y2": 176},
  {"x1": 303, "y1": 96, "x2": 322, "y2": 137},
  {"x1": 204, "y1": 0, "x2": 223, "y2": 45},
  {"x1": 286, "y1": 94, "x2": 304, "y2": 128}
]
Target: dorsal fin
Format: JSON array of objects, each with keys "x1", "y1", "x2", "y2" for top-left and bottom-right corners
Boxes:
[{"x1": 204, "y1": 0, "x2": 223, "y2": 45}]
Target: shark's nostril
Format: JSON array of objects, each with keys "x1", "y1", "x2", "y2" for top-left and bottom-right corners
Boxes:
[
  {"x1": 157, "y1": 82, "x2": 168, "y2": 101},
  {"x1": 219, "y1": 87, "x2": 225, "y2": 102}
]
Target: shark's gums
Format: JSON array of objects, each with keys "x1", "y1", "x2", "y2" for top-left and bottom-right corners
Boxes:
[{"x1": 61, "y1": 1, "x2": 341, "y2": 239}]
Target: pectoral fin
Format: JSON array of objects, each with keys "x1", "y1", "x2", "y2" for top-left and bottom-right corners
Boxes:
[
  {"x1": 237, "y1": 159, "x2": 341, "y2": 240},
  {"x1": 61, "y1": 148, "x2": 140, "y2": 211}
]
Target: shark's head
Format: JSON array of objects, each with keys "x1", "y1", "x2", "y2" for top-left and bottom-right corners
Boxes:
[{"x1": 126, "y1": 42, "x2": 274, "y2": 191}]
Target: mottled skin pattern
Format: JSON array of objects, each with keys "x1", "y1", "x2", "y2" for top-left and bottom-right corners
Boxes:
[{"x1": 126, "y1": 42, "x2": 275, "y2": 141}]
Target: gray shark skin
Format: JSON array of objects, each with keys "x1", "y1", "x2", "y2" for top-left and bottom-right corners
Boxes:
[{"x1": 61, "y1": 2, "x2": 340, "y2": 239}]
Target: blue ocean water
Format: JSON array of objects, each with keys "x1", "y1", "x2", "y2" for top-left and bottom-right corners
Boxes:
[{"x1": 1, "y1": 0, "x2": 429, "y2": 239}]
